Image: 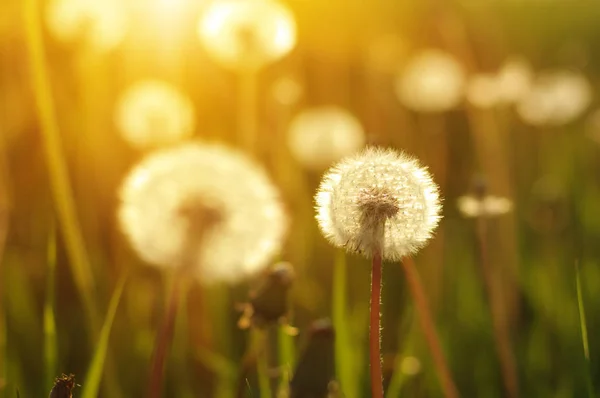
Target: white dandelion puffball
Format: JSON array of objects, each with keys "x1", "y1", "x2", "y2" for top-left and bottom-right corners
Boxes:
[
  {"x1": 287, "y1": 106, "x2": 366, "y2": 170},
  {"x1": 315, "y1": 147, "x2": 442, "y2": 261},
  {"x1": 118, "y1": 142, "x2": 288, "y2": 284},
  {"x1": 45, "y1": 0, "x2": 128, "y2": 52},
  {"x1": 466, "y1": 73, "x2": 501, "y2": 109},
  {"x1": 115, "y1": 80, "x2": 195, "y2": 149},
  {"x1": 198, "y1": 0, "x2": 296, "y2": 71},
  {"x1": 495, "y1": 57, "x2": 534, "y2": 104},
  {"x1": 395, "y1": 49, "x2": 466, "y2": 112},
  {"x1": 457, "y1": 195, "x2": 513, "y2": 218},
  {"x1": 516, "y1": 70, "x2": 592, "y2": 126}
]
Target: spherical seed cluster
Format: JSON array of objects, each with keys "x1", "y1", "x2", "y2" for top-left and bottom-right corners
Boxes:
[
  {"x1": 198, "y1": 0, "x2": 296, "y2": 71},
  {"x1": 118, "y1": 142, "x2": 287, "y2": 284},
  {"x1": 115, "y1": 80, "x2": 195, "y2": 149},
  {"x1": 315, "y1": 147, "x2": 442, "y2": 261}
]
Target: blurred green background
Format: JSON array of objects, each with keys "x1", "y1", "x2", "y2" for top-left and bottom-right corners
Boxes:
[{"x1": 2, "y1": 0, "x2": 600, "y2": 397}]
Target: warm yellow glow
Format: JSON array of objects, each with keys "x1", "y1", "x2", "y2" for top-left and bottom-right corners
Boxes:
[
  {"x1": 115, "y1": 80, "x2": 195, "y2": 149},
  {"x1": 198, "y1": 0, "x2": 297, "y2": 71},
  {"x1": 45, "y1": 0, "x2": 128, "y2": 52}
]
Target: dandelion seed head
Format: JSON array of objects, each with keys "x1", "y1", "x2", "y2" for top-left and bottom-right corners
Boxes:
[
  {"x1": 118, "y1": 142, "x2": 287, "y2": 284},
  {"x1": 315, "y1": 147, "x2": 442, "y2": 261},
  {"x1": 271, "y1": 76, "x2": 303, "y2": 106},
  {"x1": 198, "y1": 0, "x2": 296, "y2": 71},
  {"x1": 287, "y1": 106, "x2": 366, "y2": 170},
  {"x1": 46, "y1": 0, "x2": 127, "y2": 52},
  {"x1": 466, "y1": 73, "x2": 501, "y2": 109},
  {"x1": 395, "y1": 49, "x2": 466, "y2": 112},
  {"x1": 496, "y1": 57, "x2": 534, "y2": 103},
  {"x1": 115, "y1": 80, "x2": 195, "y2": 149},
  {"x1": 517, "y1": 70, "x2": 592, "y2": 126}
]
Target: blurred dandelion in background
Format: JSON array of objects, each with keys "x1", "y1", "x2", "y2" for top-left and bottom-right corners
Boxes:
[
  {"x1": 315, "y1": 147, "x2": 441, "y2": 261},
  {"x1": 457, "y1": 195, "x2": 513, "y2": 218},
  {"x1": 400, "y1": 356, "x2": 422, "y2": 376},
  {"x1": 395, "y1": 49, "x2": 466, "y2": 113},
  {"x1": 287, "y1": 106, "x2": 366, "y2": 171},
  {"x1": 115, "y1": 80, "x2": 196, "y2": 150},
  {"x1": 197, "y1": 0, "x2": 296, "y2": 71},
  {"x1": 270, "y1": 76, "x2": 303, "y2": 106},
  {"x1": 45, "y1": 0, "x2": 128, "y2": 52},
  {"x1": 516, "y1": 70, "x2": 592, "y2": 126},
  {"x1": 118, "y1": 142, "x2": 287, "y2": 283}
]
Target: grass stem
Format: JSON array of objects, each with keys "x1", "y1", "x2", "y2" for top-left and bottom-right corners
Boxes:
[{"x1": 401, "y1": 257, "x2": 458, "y2": 398}]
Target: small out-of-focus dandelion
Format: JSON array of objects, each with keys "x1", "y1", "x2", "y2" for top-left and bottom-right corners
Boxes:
[
  {"x1": 495, "y1": 57, "x2": 534, "y2": 104},
  {"x1": 197, "y1": 0, "x2": 296, "y2": 71},
  {"x1": 466, "y1": 73, "x2": 500, "y2": 109},
  {"x1": 395, "y1": 49, "x2": 466, "y2": 113},
  {"x1": 315, "y1": 147, "x2": 451, "y2": 398},
  {"x1": 237, "y1": 261, "x2": 296, "y2": 332},
  {"x1": 457, "y1": 195, "x2": 513, "y2": 218},
  {"x1": 45, "y1": 0, "x2": 128, "y2": 52},
  {"x1": 115, "y1": 80, "x2": 195, "y2": 149},
  {"x1": 516, "y1": 70, "x2": 592, "y2": 126},
  {"x1": 400, "y1": 356, "x2": 422, "y2": 376},
  {"x1": 466, "y1": 57, "x2": 533, "y2": 109},
  {"x1": 118, "y1": 142, "x2": 287, "y2": 284},
  {"x1": 270, "y1": 76, "x2": 303, "y2": 106},
  {"x1": 288, "y1": 106, "x2": 366, "y2": 171},
  {"x1": 315, "y1": 147, "x2": 441, "y2": 260},
  {"x1": 49, "y1": 374, "x2": 77, "y2": 398}
]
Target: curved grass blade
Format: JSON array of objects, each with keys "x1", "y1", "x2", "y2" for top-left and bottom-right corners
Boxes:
[
  {"x1": 44, "y1": 225, "x2": 58, "y2": 392},
  {"x1": 576, "y1": 262, "x2": 595, "y2": 398},
  {"x1": 80, "y1": 273, "x2": 128, "y2": 398}
]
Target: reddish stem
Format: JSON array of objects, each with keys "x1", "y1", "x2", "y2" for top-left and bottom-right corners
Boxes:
[
  {"x1": 370, "y1": 250, "x2": 384, "y2": 398},
  {"x1": 401, "y1": 257, "x2": 459, "y2": 398},
  {"x1": 147, "y1": 273, "x2": 184, "y2": 398}
]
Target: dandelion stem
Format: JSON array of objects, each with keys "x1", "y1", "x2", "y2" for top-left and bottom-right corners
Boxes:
[
  {"x1": 369, "y1": 249, "x2": 384, "y2": 398},
  {"x1": 401, "y1": 257, "x2": 458, "y2": 398},
  {"x1": 476, "y1": 219, "x2": 519, "y2": 398},
  {"x1": 148, "y1": 271, "x2": 186, "y2": 398}
]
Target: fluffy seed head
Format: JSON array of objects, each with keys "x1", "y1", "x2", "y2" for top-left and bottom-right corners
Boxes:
[
  {"x1": 198, "y1": 0, "x2": 296, "y2": 71},
  {"x1": 315, "y1": 147, "x2": 442, "y2": 261},
  {"x1": 118, "y1": 142, "x2": 288, "y2": 284},
  {"x1": 115, "y1": 80, "x2": 195, "y2": 149}
]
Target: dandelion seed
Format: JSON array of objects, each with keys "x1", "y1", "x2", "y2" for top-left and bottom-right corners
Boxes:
[
  {"x1": 118, "y1": 142, "x2": 287, "y2": 284},
  {"x1": 115, "y1": 80, "x2": 195, "y2": 149},
  {"x1": 197, "y1": 0, "x2": 296, "y2": 71},
  {"x1": 457, "y1": 195, "x2": 513, "y2": 218},
  {"x1": 287, "y1": 106, "x2": 366, "y2": 170},
  {"x1": 516, "y1": 70, "x2": 592, "y2": 126},
  {"x1": 315, "y1": 147, "x2": 442, "y2": 261},
  {"x1": 395, "y1": 49, "x2": 466, "y2": 113},
  {"x1": 45, "y1": 0, "x2": 127, "y2": 52}
]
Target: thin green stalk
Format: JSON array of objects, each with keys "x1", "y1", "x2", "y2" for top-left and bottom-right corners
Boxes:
[
  {"x1": 332, "y1": 249, "x2": 353, "y2": 398},
  {"x1": 386, "y1": 319, "x2": 418, "y2": 397},
  {"x1": 277, "y1": 324, "x2": 295, "y2": 393},
  {"x1": 253, "y1": 329, "x2": 272, "y2": 398},
  {"x1": 576, "y1": 262, "x2": 595, "y2": 398},
  {"x1": 22, "y1": 0, "x2": 98, "y2": 330},
  {"x1": 369, "y1": 250, "x2": 384, "y2": 398},
  {"x1": 81, "y1": 272, "x2": 127, "y2": 398},
  {"x1": 44, "y1": 226, "x2": 58, "y2": 392}
]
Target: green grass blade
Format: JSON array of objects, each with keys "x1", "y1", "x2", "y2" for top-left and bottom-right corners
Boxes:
[
  {"x1": 253, "y1": 329, "x2": 271, "y2": 398},
  {"x1": 277, "y1": 324, "x2": 295, "y2": 393},
  {"x1": 332, "y1": 249, "x2": 354, "y2": 398},
  {"x1": 576, "y1": 262, "x2": 595, "y2": 398},
  {"x1": 81, "y1": 273, "x2": 128, "y2": 398},
  {"x1": 44, "y1": 226, "x2": 58, "y2": 392}
]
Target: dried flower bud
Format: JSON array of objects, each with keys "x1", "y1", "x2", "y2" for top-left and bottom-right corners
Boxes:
[
  {"x1": 315, "y1": 147, "x2": 442, "y2": 261},
  {"x1": 49, "y1": 374, "x2": 76, "y2": 398}
]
